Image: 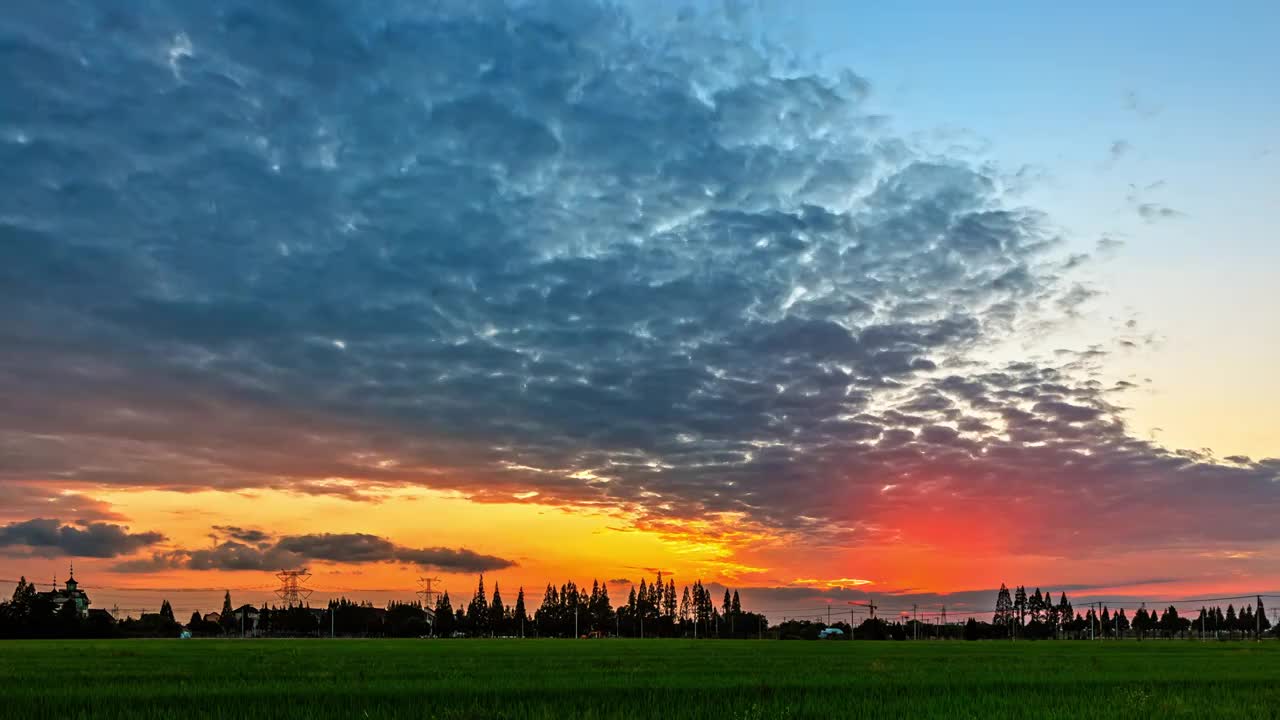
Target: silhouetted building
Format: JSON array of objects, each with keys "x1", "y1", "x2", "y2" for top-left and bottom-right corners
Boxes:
[
  {"x1": 232, "y1": 604, "x2": 260, "y2": 633},
  {"x1": 41, "y1": 565, "x2": 90, "y2": 618},
  {"x1": 86, "y1": 609, "x2": 114, "y2": 624}
]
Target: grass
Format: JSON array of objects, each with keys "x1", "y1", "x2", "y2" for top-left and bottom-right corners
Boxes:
[{"x1": 6, "y1": 639, "x2": 1280, "y2": 719}]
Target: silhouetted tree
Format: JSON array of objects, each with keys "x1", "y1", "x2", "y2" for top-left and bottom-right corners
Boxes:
[
  {"x1": 994, "y1": 584, "x2": 1013, "y2": 633},
  {"x1": 434, "y1": 591, "x2": 455, "y2": 636},
  {"x1": 490, "y1": 583, "x2": 506, "y2": 636},
  {"x1": 1013, "y1": 586, "x2": 1028, "y2": 630},
  {"x1": 468, "y1": 575, "x2": 490, "y2": 637},
  {"x1": 514, "y1": 587, "x2": 528, "y2": 637},
  {"x1": 219, "y1": 591, "x2": 235, "y2": 634}
]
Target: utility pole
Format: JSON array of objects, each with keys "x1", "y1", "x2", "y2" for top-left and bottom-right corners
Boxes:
[
  {"x1": 941, "y1": 606, "x2": 947, "y2": 639},
  {"x1": 827, "y1": 604, "x2": 831, "y2": 627},
  {"x1": 913, "y1": 605, "x2": 918, "y2": 641},
  {"x1": 574, "y1": 604, "x2": 579, "y2": 638},
  {"x1": 331, "y1": 604, "x2": 335, "y2": 639}
]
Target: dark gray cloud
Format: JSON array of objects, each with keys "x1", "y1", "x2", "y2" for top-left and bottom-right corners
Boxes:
[
  {"x1": 0, "y1": 0, "x2": 1275, "y2": 560},
  {"x1": 211, "y1": 526, "x2": 270, "y2": 544},
  {"x1": 394, "y1": 546, "x2": 515, "y2": 573},
  {"x1": 0, "y1": 519, "x2": 164, "y2": 558},
  {"x1": 112, "y1": 531, "x2": 514, "y2": 573}
]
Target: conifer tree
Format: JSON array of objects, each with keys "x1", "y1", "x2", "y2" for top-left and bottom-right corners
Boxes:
[
  {"x1": 490, "y1": 583, "x2": 505, "y2": 637},
  {"x1": 590, "y1": 581, "x2": 613, "y2": 634},
  {"x1": 468, "y1": 574, "x2": 489, "y2": 636},
  {"x1": 1239, "y1": 604, "x2": 1254, "y2": 636},
  {"x1": 514, "y1": 587, "x2": 527, "y2": 637},
  {"x1": 680, "y1": 585, "x2": 692, "y2": 634},
  {"x1": 434, "y1": 591, "x2": 454, "y2": 636},
  {"x1": 535, "y1": 583, "x2": 557, "y2": 637},
  {"x1": 1013, "y1": 586, "x2": 1028, "y2": 628},
  {"x1": 220, "y1": 590, "x2": 235, "y2": 634},
  {"x1": 665, "y1": 579, "x2": 677, "y2": 622},
  {"x1": 994, "y1": 584, "x2": 1013, "y2": 631}
]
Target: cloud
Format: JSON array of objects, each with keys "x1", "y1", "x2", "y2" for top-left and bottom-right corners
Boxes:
[
  {"x1": 0, "y1": 519, "x2": 164, "y2": 558},
  {"x1": 1096, "y1": 236, "x2": 1124, "y2": 253},
  {"x1": 0, "y1": 0, "x2": 1275, "y2": 567},
  {"x1": 113, "y1": 530, "x2": 514, "y2": 574},
  {"x1": 0, "y1": 484, "x2": 125, "y2": 523},
  {"x1": 211, "y1": 526, "x2": 271, "y2": 544},
  {"x1": 1107, "y1": 140, "x2": 1131, "y2": 164},
  {"x1": 1124, "y1": 90, "x2": 1163, "y2": 117},
  {"x1": 1136, "y1": 203, "x2": 1183, "y2": 222},
  {"x1": 394, "y1": 547, "x2": 515, "y2": 573}
]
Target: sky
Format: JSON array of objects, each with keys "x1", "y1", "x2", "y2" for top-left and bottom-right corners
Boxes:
[{"x1": 0, "y1": 0, "x2": 1276, "y2": 621}]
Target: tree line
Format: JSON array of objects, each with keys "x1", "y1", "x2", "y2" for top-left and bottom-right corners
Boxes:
[
  {"x1": 0, "y1": 574, "x2": 765, "y2": 639},
  {"x1": 979, "y1": 583, "x2": 1274, "y2": 640},
  {"x1": 431, "y1": 573, "x2": 767, "y2": 639},
  {"x1": 3, "y1": 574, "x2": 1276, "y2": 640}
]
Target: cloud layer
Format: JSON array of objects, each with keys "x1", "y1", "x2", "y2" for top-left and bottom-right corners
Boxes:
[
  {"x1": 114, "y1": 529, "x2": 515, "y2": 574},
  {"x1": 0, "y1": 519, "x2": 164, "y2": 558},
  {"x1": 0, "y1": 0, "x2": 1276, "y2": 563}
]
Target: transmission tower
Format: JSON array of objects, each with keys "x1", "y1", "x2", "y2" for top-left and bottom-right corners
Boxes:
[
  {"x1": 417, "y1": 576, "x2": 442, "y2": 608},
  {"x1": 275, "y1": 569, "x2": 313, "y2": 606}
]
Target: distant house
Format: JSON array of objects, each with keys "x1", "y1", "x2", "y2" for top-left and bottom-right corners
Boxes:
[
  {"x1": 40, "y1": 567, "x2": 90, "y2": 618},
  {"x1": 231, "y1": 604, "x2": 261, "y2": 633},
  {"x1": 818, "y1": 627, "x2": 845, "y2": 639},
  {"x1": 86, "y1": 609, "x2": 115, "y2": 624}
]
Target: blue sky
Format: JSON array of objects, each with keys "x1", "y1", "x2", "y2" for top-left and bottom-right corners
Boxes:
[{"x1": 768, "y1": 0, "x2": 1280, "y2": 457}]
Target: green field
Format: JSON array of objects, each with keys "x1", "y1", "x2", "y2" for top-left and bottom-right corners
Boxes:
[{"x1": 5, "y1": 640, "x2": 1279, "y2": 719}]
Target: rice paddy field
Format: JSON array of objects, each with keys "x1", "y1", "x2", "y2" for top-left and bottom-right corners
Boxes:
[{"x1": 5, "y1": 639, "x2": 1279, "y2": 719}]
